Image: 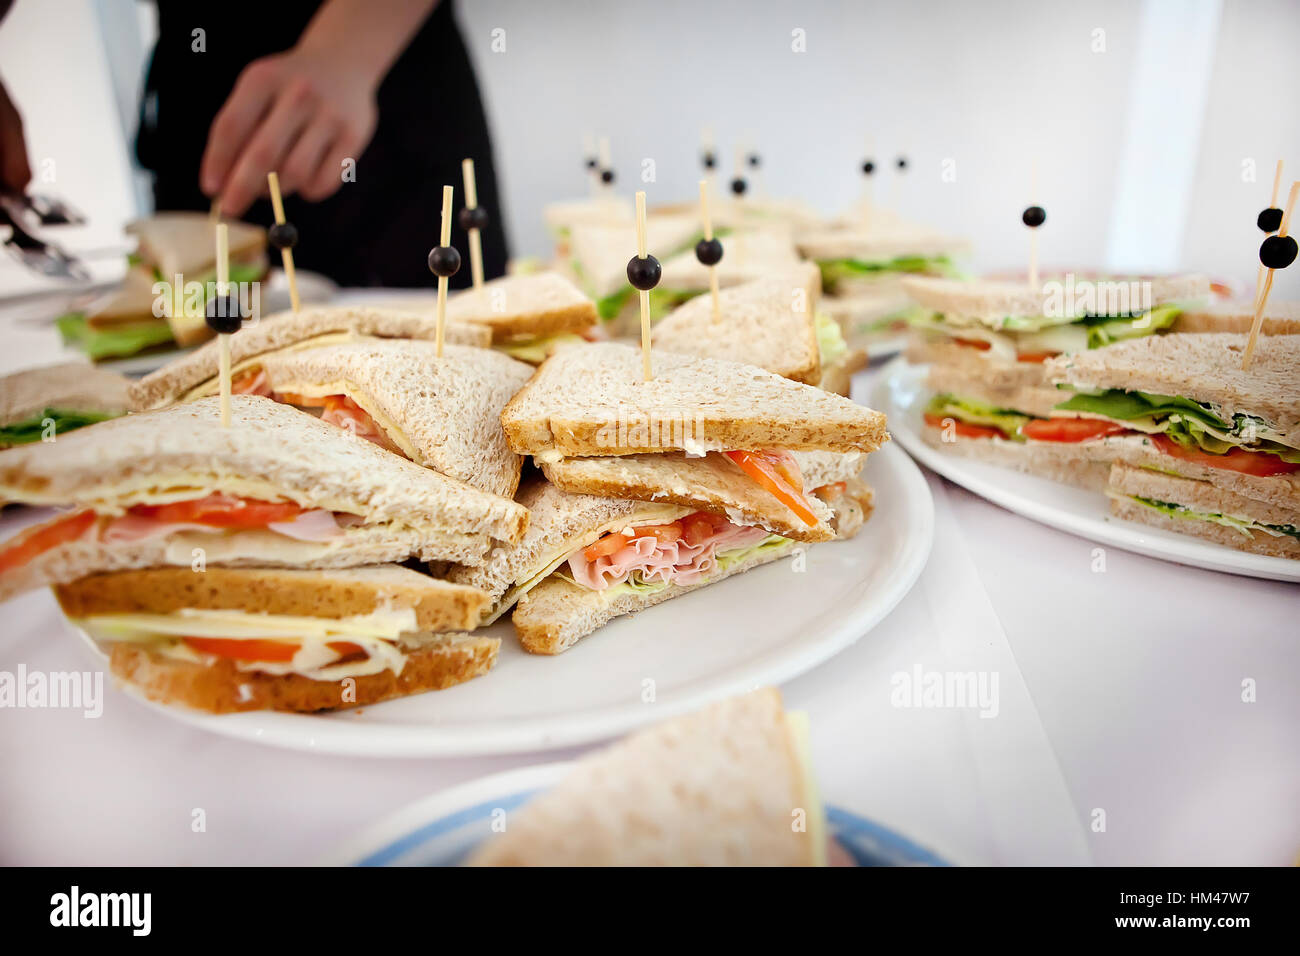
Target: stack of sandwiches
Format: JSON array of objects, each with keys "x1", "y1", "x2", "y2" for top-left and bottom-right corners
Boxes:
[
  {"x1": 57, "y1": 213, "x2": 268, "y2": 361},
  {"x1": 467, "y1": 687, "x2": 839, "y2": 866},
  {"x1": 906, "y1": 273, "x2": 1210, "y2": 488},
  {"x1": 651, "y1": 227, "x2": 802, "y2": 317},
  {"x1": 1043, "y1": 334, "x2": 1299, "y2": 558},
  {"x1": 652, "y1": 262, "x2": 867, "y2": 396},
  {"x1": 798, "y1": 225, "x2": 967, "y2": 352},
  {"x1": 543, "y1": 195, "x2": 633, "y2": 258},
  {"x1": 0, "y1": 362, "x2": 130, "y2": 448}
]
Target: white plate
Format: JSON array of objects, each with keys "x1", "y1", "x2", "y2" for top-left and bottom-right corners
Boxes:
[
  {"x1": 879, "y1": 357, "x2": 1300, "y2": 582},
  {"x1": 322, "y1": 761, "x2": 949, "y2": 866},
  {"x1": 72, "y1": 441, "x2": 934, "y2": 757}
]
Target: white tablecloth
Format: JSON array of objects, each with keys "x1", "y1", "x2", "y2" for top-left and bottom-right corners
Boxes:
[{"x1": 0, "y1": 351, "x2": 1295, "y2": 866}]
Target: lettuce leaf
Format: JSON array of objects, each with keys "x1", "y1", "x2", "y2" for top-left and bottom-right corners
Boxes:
[
  {"x1": 818, "y1": 255, "x2": 955, "y2": 288},
  {"x1": 1053, "y1": 389, "x2": 1230, "y2": 428},
  {"x1": 715, "y1": 534, "x2": 789, "y2": 572},
  {"x1": 0, "y1": 408, "x2": 119, "y2": 445},
  {"x1": 1127, "y1": 495, "x2": 1300, "y2": 540},
  {"x1": 595, "y1": 285, "x2": 635, "y2": 321},
  {"x1": 495, "y1": 332, "x2": 587, "y2": 364},
  {"x1": 1083, "y1": 303, "x2": 1182, "y2": 347},
  {"x1": 816, "y1": 311, "x2": 849, "y2": 364},
  {"x1": 925, "y1": 394, "x2": 1032, "y2": 441},
  {"x1": 56, "y1": 312, "x2": 174, "y2": 360}
]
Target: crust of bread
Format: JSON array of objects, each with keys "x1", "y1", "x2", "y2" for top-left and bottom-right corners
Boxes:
[
  {"x1": 797, "y1": 228, "x2": 967, "y2": 263},
  {"x1": 1043, "y1": 333, "x2": 1300, "y2": 441},
  {"x1": 128, "y1": 212, "x2": 265, "y2": 278},
  {"x1": 53, "y1": 565, "x2": 488, "y2": 631},
  {"x1": 656, "y1": 231, "x2": 801, "y2": 292},
  {"x1": 512, "y1": 539, "x2": 799, "y2": 655},
  {"x1": 465, "y1": 687, "x2": 817, "y2": 866},
  {"x1": 128, "y1": 306, "x2": 491, "y2": 410},
  {"x1": 919, "y1": 425, "x2": 1113, "y2": 490},
  {"x1": 924, "y1": 366, "x2": 1063, "y2": 418},
  {"x1": 653, "y1": 264, "x2": 823, "y2": 384},
  {"x1": 106, "y1": 633, "x2": 499, "y2": 713},
  {"x1": 0, "y1": 395, "x2": 528, "y2": 545},
  {"x1": 566, "y1": 215, "x2": 700, "y2": 298},
  {"x1": 501, "y1": 343, "x2": 889, "y2": 457},
  {"x1": 541, "y1": 452, "x2": 837, "y2": 542},
  {"x1": 906, "y1": 337, "x2": 1049, "y2": 389},
  {"x1": 0, "y1": 363, "x2": 130, "y2": 426},
  {"x1": 444, "y1": 272, "x2": 598, "y2": 341},
  {"x1": 1107, "y1": 462, "x2": 1299, "y2": 527},
  {"x1": 818, "y1": 347, "x2": 869, "y2": 396},
  {"x1": 259, "y1": 340, "x2": 531, "y2": 497},
  {"x1": 1098, "y1": 434, "x2": 1300, "y2": 510},
  {"x1": 1173, "y1": 300, "x2": 1300, "y2": 335},
  {"x1": 902, "y1": 273, "x2": 1209, "y2": 320},
  {"x1": 1108, "y1": 494, "x2": 1300, "y2": 559}
]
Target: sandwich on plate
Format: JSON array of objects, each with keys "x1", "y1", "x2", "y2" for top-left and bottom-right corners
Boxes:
[
  {"x1": 443, "y1": 272, "x2": 597, "y2": 363},
  {"x1": 56, "y1": 565, "x2": 499, "y2": 713},
  {"x1": 0, "y1": 395, "x2": 528, "y2": 601},
  {"x1": 1041, "y1": 333, "x2": 1299, "y2": 555},
  {"x1": 501, "y1": 342, "x2": 886, "y2": 545},
  {"x1": 56, "y1": 213, "x2": 267, "y2": 360},
  {"x1": 466, "y1": 687, "x2": 837, "y2": 866},
  {"x1": 650, "y1": 228, "x2": 801, "y2": 316},
  {"x1": 908, "y1": 273, "x2": 1210, "y2": 488},
  {"x1": 821, "y1": 277, "x2": 927, "y2": 353},
  {"x1": 543, "y1": 195, "x2": 633, "y2": 256},
  {"x1": 652, "y1": 262, "x2": 867, "y2": 396},
  {"x1": 561, "y1": 214, "x2": 700, "y2": 328},
  {"x1": 245, "y1": 339, "x2": 532, "y2": 497},
  {"x1": 127, "y1": 304, "x2": 489, "y2": 410},
  {"x1": 797, "y1": 226, "x2": 966, "y2": 297},
  {"x1": 1171, "y1": 298, "x2": 1300, "y2": 335},
  {"x1": 451, "y1": 467, "x2": 873, "y2": 654},
  {"x1": 0, "y1": 362, "x2": 130, "y2": 448}
]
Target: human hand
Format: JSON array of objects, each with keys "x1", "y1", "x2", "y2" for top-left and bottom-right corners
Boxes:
[
  {"x1": 0, "y1": 75, "x2": 32, "y2": 193},
  {"x1": 199, "y1": 44, "x2": 378, "y2": 217}
]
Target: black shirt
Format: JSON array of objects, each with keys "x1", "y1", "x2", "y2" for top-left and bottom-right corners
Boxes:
[{"x1": 136, "y1": 0, "x2": 507, "y2": 288}]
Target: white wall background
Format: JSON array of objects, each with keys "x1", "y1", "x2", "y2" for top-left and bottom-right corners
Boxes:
[{"x1": 1, "y1": 0, "x2": 1297, "y2": 298}]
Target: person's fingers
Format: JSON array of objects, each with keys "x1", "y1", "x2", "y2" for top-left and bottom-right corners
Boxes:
[
  {"x1": 217, "y1": 81, "x2": 315, "y2": 216},
  {"x1": 199, "y1": 59, "x2": 280, "y2": 198},
  {"x1": 277, "y1": 116, "x2": 337, "y2": 197},
  {"x1": 300, "y1": 138, "x2": 355, "y2": 202}
]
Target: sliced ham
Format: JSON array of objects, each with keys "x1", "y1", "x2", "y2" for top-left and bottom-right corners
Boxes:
[
  {"x1": 568, "y1": 516, "x2": 771, "y2": 591},
  {"x1": 103, "y1": 509, "x2": 342, "y2": 544},
  {"x1": 265, "y1": 509, "x2": 344, "y2": 542},
  {"x1": 232, "y1": 368, "x2": 272, "y2": 397}
]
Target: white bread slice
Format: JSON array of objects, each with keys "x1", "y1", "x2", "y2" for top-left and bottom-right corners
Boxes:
[
  {"x1": 902, "y1": 273, "x2": 1209, "y2": 321},
  {"x1": 501, "y1": 342, "x2": 889, "y2": 457},
  {"x1": 510, "y1": 480, "x2": 874, "y2": 656},
  {"x1": 797, "y1": 227, "x2": 967, "y2": 263},
  {"x1": 1108, "y1": 463, "x2": 1300, "y2": 559},
  {"x1": 924, "y1": 365, "x2": 1063, "y2": 418},
  {"x1": 259, "y1": 340, "x2": 531, "y2": 497},
  {"x1": 1102, "y1": 433, "x2": 1299, "y2": 511},
  {"x1": 0, "y1": 395, "x2": 527, "y2": 542},
  {"x1": 906, "y1": 336, "x2": 1049, "y2": 389},
  {"x1": 1044, "y1": 333, "x2": 1300, "y2": 442},
  {"x1": 565, "y1": 215, "x2": 700, "y2": 298},
  {"x1": 543, "y1": 196, "x2": 634, "y2": 234},
  {"x1": 465, "y1": 688, "x2": 820, "y2": 865},
  {"x1": 541, "y1": 452, "x2": 838, "y2": 542},
  {"x1": 1172, "y1": 299, "x2": 1300, "y2": 335},
  {"x1": 83, "y1": 265, "x2": 165, "y2": 328},
  {"x1": 919, "y1": 425, "x2": 1114, "y2": 490},
  {"x1": 443, "y1": 272, "x2": 597, "y2": 341},
  {"x1": 104, "y1": 633, "x2": 498, "y2": 713},
  {"x1": 127, "y1": 212, "x2": 265, "y2": 277},
  {"x1": 0, "y1": 362, "x2": 130, "y2": 427},
  {"x1": 817, "y1": 347, "x2": 869, "y2": 397},
  {"x1": 656, "y1": 230, "x2": 801, "y2": 292},
  {"x1": 128, "y1": 305, "x2": 491, "y2": 411},
  {"x1": 652, "y1": 264, "x2": 823, "y2": 385}
]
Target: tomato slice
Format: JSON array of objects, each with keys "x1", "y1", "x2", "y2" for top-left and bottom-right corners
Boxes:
[
  {"x1": 956, "y1": 339, "x2": 991, "y2": 351},
  {"x1": 0, "y1": 509, "x2": 96, "y2": 574},
  {"x1": 1152, "y1": 434, "x2": 1300, "y2": 477},
  {"x1": 181, "y1": 638, "x2": 368, "y2": 664},
  {"x1": 630, "y1": 521, "x2": 683, "y2": 545},
  {"x1": 1021, "y1": 418, "x2": 1130, "y2": 443},
  {"x1": 582, "y1": 532, "x2": 630, "y2": 562},
  {"x1": 812, "y1": 481, "x2": 847, "y2": 501},
  {"x1": 1016, "y1": 351, "x2": 1058, "y2": 363},
  {"x1": 681, "y1": 512, "x2": 729, "y2": 546},
  {"x1": 923, "y1": 412, "x2": 1005, "y2": 440},
  {"x1": 128, "y1": 493, "x2": 305, "y2": 528},
  {"x1": 724, "y1": 450, "x2": 818, "y2": 527}
]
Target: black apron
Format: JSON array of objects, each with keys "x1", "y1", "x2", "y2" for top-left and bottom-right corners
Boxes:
[{"x1": 136, "y1": 0, "x2": 508, "y2": 288}]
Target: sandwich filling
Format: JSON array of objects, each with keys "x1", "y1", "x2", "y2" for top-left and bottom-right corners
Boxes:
[
  {"x1": 924, "y1": 389, "x2": 1300, "y2": 478},
  {"x1": 0, "y1": 408, "x2": 120, "y2": 447},
  {"x1": 78, "y1": 606, "x2": 423, "y2": 680},
  {"x1": 818, "y1": 254, "x2": 958, "y2": 293},
  {"x1": 1108, "y1": 493, "x2": 1300, "y2": 541}
]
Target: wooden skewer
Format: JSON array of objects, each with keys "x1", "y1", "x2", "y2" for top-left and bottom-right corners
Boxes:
[
  {"x1": 1254, "y1": 159, "x2": 1284, "y2": 306},
  {"x1": 582, "y1": 131, "x2": 596, "y2": 197},
  {"x1": 699, "y1": 179, "x2": 720, "y2": 320},
  {"x1": 462, "y1": 158, "x2": 485, "y2": 291},
  {"x1": 436, "y1": 184, "x2": 454, "y2": 358},
  {"x1": 598, "y1": 136, "x2": 612, "y2": 195},
  {"x1": 209, "y1": 198, "x2": 221, "y2": 222},
  {"x1": 215, "y1": 222, "x2": 232, "y2": 429},
  {"x1": 861, "y1": 134, "x2": 874, "y2": 229},
  {"x1": 267, "y1": 172, "x2": 300, "y2": 314},
  {"x1": 1028, "y1": 159, "x2": 1040, "y2": 290},
  {"x1": 1243, "y1": 180, "x2": 1299, "y2": 368},
  {"x1": 636, "y1": 191, "x2": 652, "y2": 381}
]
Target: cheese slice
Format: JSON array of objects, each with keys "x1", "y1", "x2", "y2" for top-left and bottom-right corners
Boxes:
[{"x1": 264, "y1": 378, "x2": 420, "y2": 464}]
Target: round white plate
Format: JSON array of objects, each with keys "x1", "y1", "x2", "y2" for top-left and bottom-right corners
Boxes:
[
  {"x1": 73, "y1": 441, "x2": 934, "y2": 757},
  {"x1": 321, "y1": 761, "x2": 949, "y2": 866},
  {"x1": 879, "y1": 357, "x2": 1300, "y2": 582}
]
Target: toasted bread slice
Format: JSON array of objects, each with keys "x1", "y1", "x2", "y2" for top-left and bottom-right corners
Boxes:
[
  {"x1": 501, "y1": 343, "x2": 889, "y2": 458},
  {"x1": 129, "y1": 305, "x2": 492, "y2": 411},
  {"x1": 1107, "y1": 463, "x2": 1300, "y2": 559},
  {"x1": 443, "y1": 272, "x2": 597, "y2": 342},
  {"x1": 260, "y1": 340, "x2": 532, "y2": 497},
  {"x1": 653, "y1": 264, "x2": 823, "y2": 384},
  {"x1": 466, "y1": 688, "x2": 822, "y2": 865}
]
